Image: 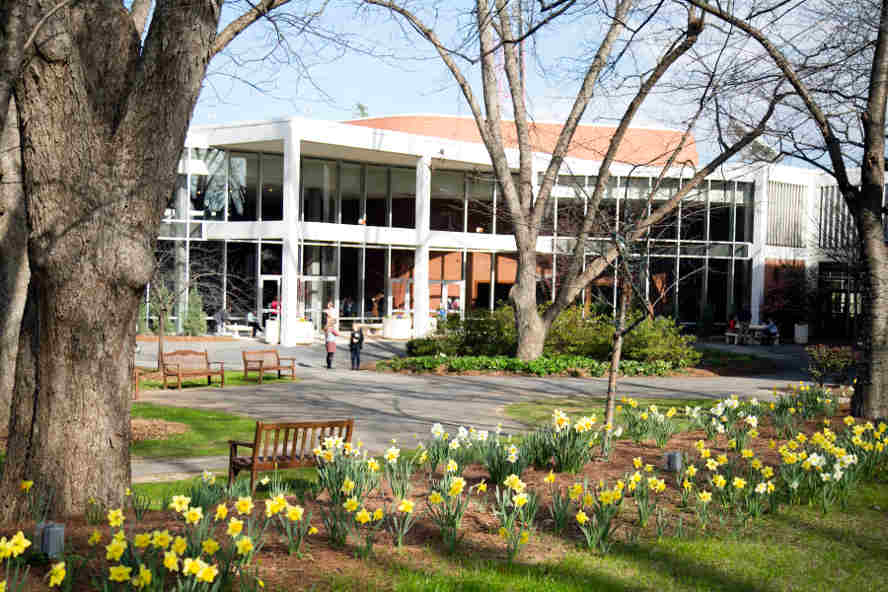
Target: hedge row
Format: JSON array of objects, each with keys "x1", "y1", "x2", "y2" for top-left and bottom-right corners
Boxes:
[{"x1": 377, "y1": 355, "x2": 675, "y2": 377}]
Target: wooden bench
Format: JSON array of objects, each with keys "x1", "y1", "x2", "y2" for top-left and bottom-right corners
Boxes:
[
  {"x1": 161, "y1": 350, "x2": 225, "y2": 389},
  {"x1": 242, "y1": 350, "x2": 296, "y2": 384},
  {"x1": 228, "y1": 419, "x2": 355, "y2": 493}
]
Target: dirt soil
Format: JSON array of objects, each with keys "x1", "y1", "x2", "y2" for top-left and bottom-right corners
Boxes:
[
  {"x1": 131, "y1": 419, "x2": 189, "y2": 442},
  {"x1": 8, "y1": 407, "x2": 858, "y2": 591}
]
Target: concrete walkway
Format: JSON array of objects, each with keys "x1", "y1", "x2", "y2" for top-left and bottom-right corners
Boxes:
[{"x1": 132, "y1": 358, "x2": 803, "y2": 483}]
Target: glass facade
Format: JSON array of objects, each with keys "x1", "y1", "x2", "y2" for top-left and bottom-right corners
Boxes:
[{"x1": 147, "y1": 144, "x2": 763, "y2": 335}]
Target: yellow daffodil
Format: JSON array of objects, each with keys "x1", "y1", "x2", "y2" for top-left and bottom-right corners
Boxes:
[
  {"x1": 214, "y1": 504, "x2": 228, "y2": 521},
  {"x1": 519, "y1": 531, "x2": 529, "y2": 545},
  {"x1": 235, "y1": 497, "x2": 254, "y2": 515},
  {"x1": 308, "y1": 526, "x2": 319, "y2": 535},
  {"x1": 48, "y1": 561, "x2": 66, "y2": 587},
  {"x1": 343, "y1": 496, "x2": 359, "y2": 512},
  {"x1": 341, "y1": 478, "x2": 356, "y2": 494},
  {"x1": 475, "y1": 481, "x2": 488, "y2": 494},
  {"x1": 169, "y1": 495, "x2": 191, "y2": 513},
  {"x1": 184, "y1": 506, "x2": 203, "y2": 525},
  {"x1": 398, "y1": 499, "x2": 415, "y2": 514},
  {"x1": 732, "y1": 477, "x2": 746, "y2": 490},
  {"x1": 227, "y1": 518, "x2": 244, "y2": 537},
  {"x1": 108, "y1": 565, "x2": 132, "y2": 583},
  {"x1": 133, "y1": 533, "x2": 151, "y2": 548},
  {"x1": 172, "y1": 536, "x2": 187, "y2": 556},
  {"x1": 107, "y1": 508, "x2": 125, "y2": 528},
  {"x1": 449, "y1": 477, "x2": 466, "y2": 497},
  {"x1": 236, "y1": 536, "x2": 254, "y2": 556},
  {"x1": 163, "y1": 551, "x2": 179, "y2": 572},
  {"x1": 196, "y1": 563, "x2": 218, "y2": 583},
  {"x1": 88, "y1": 530, "x2": 102, "y2": 546},
  {"x1": 151, "y1": 530, "x2": 172, "y2": 549},
  {"x1": 698, "y1": 490, "x2": 712, "y2": 503},
  {"x1": 19, "y1": 480, "x2": 33, "y2": 493},
  {"x1": 513, "y1": 493, "x2": 528, "y2": 508},
  {"x1": 373, "y1": 508, "x2": 384, "y2": 521},
  {"x1": 202, "y1": 538, "x2": 220, "y2": 556},
  {"x1": 133, "y1": 564, "x2": 151, "y2": 589},
  {"x1": 569, "y1": 483, "x2": 583, "y2": 501},
  {"x1": 576, "y1": 510, "x2": 589, "y2": 525},
  {"x1": 287, "y1": 504, "x2": 304, "y2": 522},
  {"x1": 355, "y1": 508, "x2": 371, "y2": 524},
  {"x1": 429, "y1": 491, "x2": 444, "y2": 504},
  {"x1": 106, "y1": 540, "x2": 127, "y2": 562},
  {"x1": 544, "y1": 471, "x2": 556, "y2": 484},
  {"x1": 183, "y1": 558, "x2": 202, "y2": 576},
  {"x1": 445, "y1": 459, "x2": 458, "y2": 473}
]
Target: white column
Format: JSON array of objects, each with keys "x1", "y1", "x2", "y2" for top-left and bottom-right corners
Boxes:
[
  {"x1": 413, "y1": 154, "x2": 432, "y2": 337},
  {"x1": 750, "y1": 165, "x2": 769, "y2": 324},
  {"x1": 280, "y1": 120, "x2": 302, "y2": 346}
]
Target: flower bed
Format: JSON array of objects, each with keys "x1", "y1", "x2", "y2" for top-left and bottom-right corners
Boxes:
[{"x1": 2, "y1": 384, "x2": 885, "y2": 591}]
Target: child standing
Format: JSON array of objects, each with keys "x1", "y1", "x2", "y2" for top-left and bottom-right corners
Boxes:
[
  {"x1": 324, "y1": 325, "x2": 339, "y2": 369},
  {"x1": 349, "y1": 328, "x2": 364, "y2": 370}
]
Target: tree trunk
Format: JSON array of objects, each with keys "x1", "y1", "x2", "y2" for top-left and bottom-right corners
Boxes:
[
  {"x1": 157, "y1": 305, "x2": 167, "y2": 372},
  {"x1": 511, "y1": 249, "x2": 547, "y2": 360},
  {"x1": 0, "y1": 97, "x2": 27, "y2": 437},
  {"x1": 605, "y1": 270, "x2": 631, "y2": 429},
  {"x1": 854, "y1": 198, "x2": 888, "y2": 419},
  {"x1": 0, "y1": 0, "x2": 220, "y2": 519}
]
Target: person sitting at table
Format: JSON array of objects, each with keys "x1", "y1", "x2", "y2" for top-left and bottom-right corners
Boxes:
[{"x1": 764, "y1": 318, "x2": 779, "y2": 345}]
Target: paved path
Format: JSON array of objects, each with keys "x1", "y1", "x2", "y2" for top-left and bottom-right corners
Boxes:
[{"x1": 132, "y1": 364, "x2": 800, "y2": 483}]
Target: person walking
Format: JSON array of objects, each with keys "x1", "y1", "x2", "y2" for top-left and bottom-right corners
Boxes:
[
  {"x1": 324, "y1": 324, "x2": 340, "y2": 369},
  {"x1": 349, "y1": 327, "x2": 364, "y2": 370}
]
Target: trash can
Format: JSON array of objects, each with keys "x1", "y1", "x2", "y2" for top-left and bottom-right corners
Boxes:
[{"x1": 794, "y1": 323, "x2": 809, "y2": 345}]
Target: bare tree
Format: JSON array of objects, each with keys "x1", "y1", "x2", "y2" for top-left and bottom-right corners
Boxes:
[
  {"x1": 683, "y1": 0, "x2": 888, "y2": 418},
  {"x1": 363, "y1": 0, "x2": 779, "y2": 360},
  {"x1": 0, "y1": 0, "x2": 331, "y2": 519}
]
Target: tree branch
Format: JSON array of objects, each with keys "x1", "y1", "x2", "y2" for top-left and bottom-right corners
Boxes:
[{"x1": 211, "y1": 0, "x2": 297, "y2": 59}]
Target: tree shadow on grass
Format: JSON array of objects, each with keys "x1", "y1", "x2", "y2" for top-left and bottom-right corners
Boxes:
[
  {"x1": 366, "y1": 536, "x2": 776, "y2": 592},
  {"x1": 767, "y1": 509, "x2": 888, "y2": 557}
]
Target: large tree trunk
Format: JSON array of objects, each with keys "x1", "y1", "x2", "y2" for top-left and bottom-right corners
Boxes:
[
  {"x1": 0, "y1": 0, "x2": 220, "y2": 519},
  {"x1": 0, "y1": 97, "x2": 27, "y2": 437},
  {"x1": 511, "y1": 250, "x2": 547, "y2": 360}
]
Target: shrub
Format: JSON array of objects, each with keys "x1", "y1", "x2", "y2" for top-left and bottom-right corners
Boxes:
[
  {"x1": 378, "y1": 355, "x2": 675, "y2": 377},
  {"x1": 806, "y1": 345, "x2": 856, "y2": 386},
  {"x1": 622, "y1": 316, "x2": 701, "y2": 367},
  {"x1": 184, "y1": 287, "x2": 208, "y2": 336}
]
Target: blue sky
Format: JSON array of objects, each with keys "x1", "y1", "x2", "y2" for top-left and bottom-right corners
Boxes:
[{"x1": 192, "y1": 1, "x2": 683, "y2": 129}]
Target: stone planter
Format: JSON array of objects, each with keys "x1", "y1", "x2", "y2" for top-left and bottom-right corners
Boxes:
[
  {"x1": 291, "y1": 320, "x2": 314, "y2": 344},
  {"x1": 383, "y1": 316, "x2": 412, "y2": 340}
]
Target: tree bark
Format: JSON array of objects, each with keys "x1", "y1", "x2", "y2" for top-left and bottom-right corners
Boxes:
[
  {"x1": 0, "y1": 0, "x2": 224, "y2": 519},
  {"x1": 605, "y1": 269, "x2": 631, "y2": 429},
  {"x1": 511, "y1": 249, "x2": 547, "y2": 360},
  {"x1": 0, "y1": 97, "x2": 27, "y2": 438}
]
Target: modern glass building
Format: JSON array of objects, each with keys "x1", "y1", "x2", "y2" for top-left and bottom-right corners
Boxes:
[{"x1": 152, "y1": 114, "x2": 852, "y2": 344}]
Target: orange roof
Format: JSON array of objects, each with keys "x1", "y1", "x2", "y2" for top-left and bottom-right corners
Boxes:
[{"x1": 342, "y1": 115, "x2": 698, "y2": 167}]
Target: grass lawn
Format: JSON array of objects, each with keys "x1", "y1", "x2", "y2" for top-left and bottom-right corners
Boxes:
[
  {"x1": 137, "y1": 369, "x2": 298, "y2": 390},
  {"x1": 506, "y1": 396, "x2": 712, "y2": 431},
  {"x1": 131, "y1": 403, "x2": 258, "y2": 458},
  {"x1": 321, "y1": 481, "x2": 888, "y2": 591}
]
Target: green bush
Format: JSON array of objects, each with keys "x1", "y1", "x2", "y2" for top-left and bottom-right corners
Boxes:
[
  {"x1": 806, "y1": 345, "x2": 856, "y2": 386},
  {"x1": 137, "y1": 299, "x2": 151, "y2": 335},
  {"x1": 407, "y1": 305, "x2": 697, "y2": 366},
  {"x1": 183, "y1": 287, "x2": 208, "y2": 336},
  {"x1": 377, "y1": 355, "x2": 674, "y2": 377},
  {"x1": 622, "y1": 316, "x2": 701, "y2": 367}
]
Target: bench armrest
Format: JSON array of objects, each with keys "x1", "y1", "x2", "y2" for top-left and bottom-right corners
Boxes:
[{"x1": 229, "y1": 440, "x2": 254, "y2": 457}]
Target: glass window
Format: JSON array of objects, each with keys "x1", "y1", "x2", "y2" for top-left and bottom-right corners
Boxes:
[
  {"x1": 303, "y1": 244, "x2": 336, "y2": 276},
  {"x1": 620, "y1": 177, "x2": 650, "y2": 225},
  {"x1": 229, "y1": 153, "x2": 259, "y2": 221},
  {"x1": 735, "y1": 182, "x2": 754, "y2": 242},
  {"x1": 431, "y1": 171, "x2": 465, "y2": 232},
  {"x1": 466, "y1": 252, "x2": 493, "y2": 310},
  {"x1": 260, "y1": 154, "x2": 283, "y2": 221},
  {"x1": 649, "y1": 257, "x2": 676, "y2": 318},
  {"x1": 365, "y1": 166, "x2": 388, "y2": 227},
  {"x1": 227, "y1": 241, "x2": 259, "y2": 313},
  {"x1": 260, "y1": 242, "x2": 282, "y2": 275},
  {"x1": 190, "y1": 148, "x2": 227, "y2": 221},
  {"x1": 391, "y1": 168, "x2": 416, "y2": 229},
  {"x1": 708, "y1": 181, "x2": 732, "y2": 242},
  {"x1": 681, "y1": 184, "x2": 706, "y2": 241},
  {"x1": 650, "y1": 178, "x2": 679, "y2": 240},
  {"x1": 467, "y1": 174, "x2": 493, "y2": 234},
  {"x1": 341, "y1": 163, "x2": 362, "y2": 225},
  {"x1": 302, "y1": 159, "x2": 337, "y2": 223}
]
